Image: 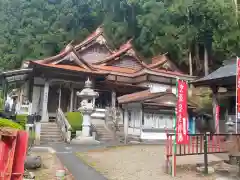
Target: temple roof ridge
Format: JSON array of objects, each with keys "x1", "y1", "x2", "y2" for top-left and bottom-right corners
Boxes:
[{"x1": 33, "y1": 43, "x2": 96, "y2": 71}]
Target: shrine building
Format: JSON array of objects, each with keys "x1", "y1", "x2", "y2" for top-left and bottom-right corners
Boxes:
[{"x1": 0, "y1": 27, "x2": 196, "y2": 141}]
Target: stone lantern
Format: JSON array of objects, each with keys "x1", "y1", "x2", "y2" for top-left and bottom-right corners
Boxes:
[
  {"x1": 225, "y1": 117, "x2": 235, "y2": 134},
  {"x1": 76, "y1": 78, "x2": 99, "y2": 137}
]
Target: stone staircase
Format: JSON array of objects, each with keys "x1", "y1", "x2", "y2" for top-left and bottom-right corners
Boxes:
[
  {"x1": 94, "y1": 124, "x2": 125, "y2": 142},
  {"x1": 94, "y1": 125, "x2": 116, "y2": 142},
  {"x1": 40, "y1": 122, "x2": 63, "y2": 144}
]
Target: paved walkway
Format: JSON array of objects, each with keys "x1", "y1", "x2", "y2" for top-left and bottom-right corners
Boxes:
[
  {"x1": 32, "y1": 142, "x2": 227, "y2": 180},
  {"x1": 33, "y1": 143, "x2": 109, "y2": 180}
]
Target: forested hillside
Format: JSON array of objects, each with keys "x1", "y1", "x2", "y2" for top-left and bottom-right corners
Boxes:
[{"x1": 0, "y1": 0, "x2": 239, "y2": 76}]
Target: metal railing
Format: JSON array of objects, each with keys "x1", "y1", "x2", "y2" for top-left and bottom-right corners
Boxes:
[
  {"x1": 165, "y1": 133, "x2": 240, "y2": 175},
  {"x1": 56, "y1": 108, "x2": 72, "y2": 143}
]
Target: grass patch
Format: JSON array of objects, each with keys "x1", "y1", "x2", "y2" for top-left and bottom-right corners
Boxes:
[{"x1": 0, "y1": 118, "x2": 23, "y2": 129}]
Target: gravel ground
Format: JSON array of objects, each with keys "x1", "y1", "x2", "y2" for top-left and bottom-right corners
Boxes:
[
  {"x1": 77, "y1": 145, "x2": 219, "y2": 180},
  {"x1": 29, "y1": 152, "x2": 73, "y2": 180}
]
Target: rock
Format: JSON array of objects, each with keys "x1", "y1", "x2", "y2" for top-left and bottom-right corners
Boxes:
[
  {"x1": 24, "y1": 171, "x2": 35, "y2": 179},
  {"x1": 24, "y1": 155, "x2": 42, "y2": 169}
]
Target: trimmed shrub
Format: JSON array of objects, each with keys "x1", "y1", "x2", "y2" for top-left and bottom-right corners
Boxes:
[
  {"x1": 0, "y1": 118, "x2": 23, "y2": 130},
  {"x1": 16, "y1": 114, "x2": 28, "y2": 129},
  {"x1": 65, "y1": 112, "x2": 83, "y2": 132}
]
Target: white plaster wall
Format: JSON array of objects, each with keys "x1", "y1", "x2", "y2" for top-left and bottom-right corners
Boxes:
[
  {"x1": 143, "y1": 113, "x2": 173, "y2": 129},
  {"x1": 140, "y1": 131, "x2": 176, "y2": 140},
  {"x1": 139, "y1": 82, "x2": 176, "y2": 94},
  {"x1": 129, "y1": 110, "x2": 141, "y2": 128},
  {"x1": 141, "y1": 132, "x2": 166, "y2": 140},
  {"x1": 128, "y1": 127, "x2": 141, "y2": 136}
]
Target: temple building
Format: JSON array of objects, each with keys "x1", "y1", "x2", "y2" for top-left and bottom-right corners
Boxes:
[{"x1": 0, "y1": 27, "x2": 195, "y2": 141}]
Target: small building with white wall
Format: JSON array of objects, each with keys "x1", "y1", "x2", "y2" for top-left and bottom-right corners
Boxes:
[{"x1": 118, "y1": 89, "x2": 196, "y2": 141}]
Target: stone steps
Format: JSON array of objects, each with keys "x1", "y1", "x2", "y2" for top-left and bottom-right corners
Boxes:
[
  {"x1": 40, "y1": 122, "x2": 63, "y2": 144},
  {"x1": 94, "y1": 125, "x2": 115, "y2": 142}
]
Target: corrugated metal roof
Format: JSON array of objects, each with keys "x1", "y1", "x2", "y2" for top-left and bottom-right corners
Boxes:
[{"x1": 192, "y1": 63, "x2": 236, "y2": 85}]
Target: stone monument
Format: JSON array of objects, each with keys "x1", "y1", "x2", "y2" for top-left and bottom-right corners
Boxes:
[{"x1": 71, "y1": 77, "x2": 100, "y2": 144}]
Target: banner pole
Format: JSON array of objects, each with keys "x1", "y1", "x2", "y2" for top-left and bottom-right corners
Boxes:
[
  {"x1": 236, "y1": 57, "x2": 239, "y2": 133},
  {"x1": 172, "y1": 78, "x2": 178, "y2": 177}
]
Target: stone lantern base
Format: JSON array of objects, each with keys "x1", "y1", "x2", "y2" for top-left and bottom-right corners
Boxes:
[{"x1": 71, "y1": 136, "x2": 100, "y2": 145}]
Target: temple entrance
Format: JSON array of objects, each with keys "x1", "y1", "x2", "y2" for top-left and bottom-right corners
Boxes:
[{"x1": 47, "y1": 84, "x2": 71, "y2": 120}]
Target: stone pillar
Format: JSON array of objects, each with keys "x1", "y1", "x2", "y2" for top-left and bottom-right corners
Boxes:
[
  {"x1": 35, "y1": 122, "x2": 41, "y2": 145},
  {"x1": 58, "y1": 85, "x2": 62, "y2": 109},
  {"x1": 70, "y1": 86, "x2": 74, "y2": 112},
  {"x1": 82, "y1": 111, "x2": 91, "y2": 137},
  {"x1": 41, "y1": 80, "x2": 49, "y2": 122},
  {"x1": 111, "y1": 91, "x2": 116, "y2": 108}
]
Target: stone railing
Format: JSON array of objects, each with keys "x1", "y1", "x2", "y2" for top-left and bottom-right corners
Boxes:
[{"x1": 56, "y1": 108, "x2": 72, "y2": 143}]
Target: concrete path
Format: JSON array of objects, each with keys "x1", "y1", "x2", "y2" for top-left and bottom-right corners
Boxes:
[
  {"x1": 33, "y1": 143, "x2": 108, "y2": 180},
  {"x1": 32, "y1": 142, "x2": 227, "y2": 180}
]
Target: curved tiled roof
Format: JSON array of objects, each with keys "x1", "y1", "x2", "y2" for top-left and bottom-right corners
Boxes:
[
  {"x1": 30, "y1": 61, "x2": 107, "y2": 75},
  {"x1": 23, "y1": 27, "x2": 195, "y2": 80}
]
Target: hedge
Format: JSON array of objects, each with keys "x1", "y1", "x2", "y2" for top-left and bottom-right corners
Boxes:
[
  {"x1": 65, "y1": 112, "x2": 83, "y2": 132},
  {"x1": 0, "y1": 118, "x2": 24, "y2": 130},
  {"x1": 16, "y1": 114, "x2": 28, "y2": 129}
]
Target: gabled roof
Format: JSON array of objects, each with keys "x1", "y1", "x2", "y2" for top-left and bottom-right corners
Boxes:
[
  {"x1": 21, "y1": 27, "x2": 195, "y2": 81},
  {"x1": 118, "y1": 89, "x2": 196, "y2": 108},
  {"x1": 192, "y1": 62, "x2": 236, "y2": 87},
  {"x1": 148, "y1": 54, "x2": 182, "y2": 73},
  {"x1": 29, "y1": 61, "x2": 107, "y2": 76},
  {"x1": 74, "y1": 27, "x2": 113, "y2": 53},
  {"x1": 132, "y1": 68, "x2": 195, "y2": 79},
  {"x1": 93, "y1": 39, "x2": 148, "y2": 69},
  {"x1": 92, "y1": 65, "x2": 137, "y2": 74},
  {"x1": 35, "y1": 44, "x2": 95, "y2": 71},
  {"x1": 118, "y1": 90, "x2": 168, "y2": 104},
  {"x1": 148, "y1": 54, "x2": 168, "y2": 68}
]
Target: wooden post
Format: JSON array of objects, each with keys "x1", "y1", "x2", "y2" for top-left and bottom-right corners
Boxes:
[
  {"x1": 70, "y1": 85, "x2": 74, "y2": 112},
  {"x1": 203, "y1": 133, "x2": 208, "y2": 174},
  {"x1": 28, "y1": 77, "x2": 34, "y2": 115},
  {"x1": 74, "y1": 92, "x2": 77, "y2": 111},
  {"x1": 211, "y1": 86, "x2": 219, "y2": 132},
  {"x1": 41, "y1": 79, "x2": 49, "y2": 122},
  {"x1": 28, "y1": 77, "x2": 34, "y2": 103},
  {"x1": 111, "y1": 90, "x2": 116, "y2": 108},
  {"x1": 124, "y1": 107, "x2": 129, "y2": 144},
  {"x1": 140, "y1": 104, "x2": 143, "y2": 139},
  {"x1": 58, "y1": 84, "x2": 62, "y2": 109}
]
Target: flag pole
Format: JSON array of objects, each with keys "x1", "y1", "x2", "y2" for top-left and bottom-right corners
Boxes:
[
  {"x1": 236, "y1": 57, "x2": 239, "y2": 133},
  {"x1": 172, "y1": 77, "x2": 178, "y2": 177}
]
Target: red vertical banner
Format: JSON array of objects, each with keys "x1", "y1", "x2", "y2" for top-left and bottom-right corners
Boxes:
[
  {"x1": 237, "y1": 57, "x2": 240, "y2": 131},
  {"x1": 11, "y1": 131, "x2": 28, "y2": 180},
  {"x1": 176, "y1": 79, "x2": 189, "y2": 144},
  {"x1": 215, "y1": 105, "x2": 220, "y2": 133}
]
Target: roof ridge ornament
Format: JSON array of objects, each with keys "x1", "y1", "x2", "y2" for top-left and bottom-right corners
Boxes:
[{"x1": 85, "y1": 77, "x2": 92, "y2": 88}]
